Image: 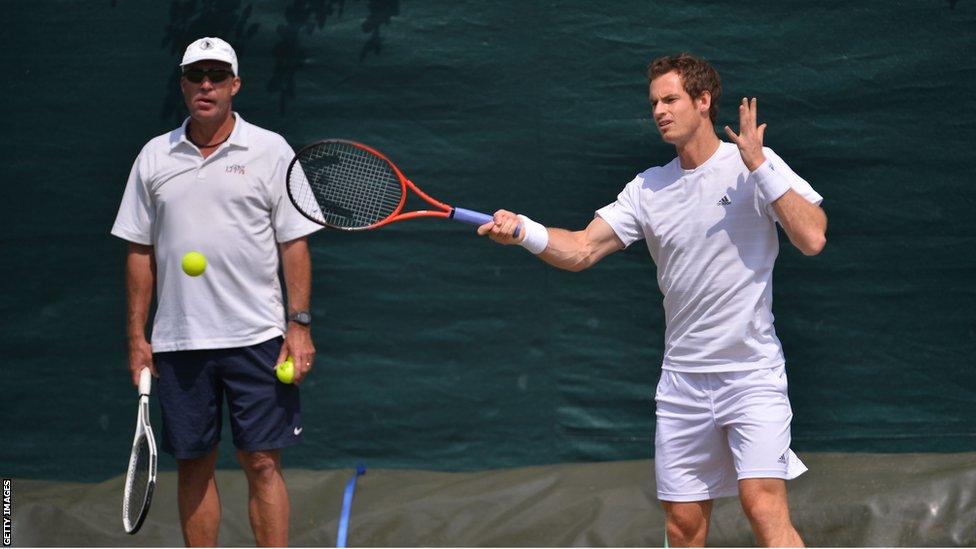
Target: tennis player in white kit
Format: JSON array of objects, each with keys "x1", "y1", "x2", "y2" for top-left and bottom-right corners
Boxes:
[{"x1": 478, "y1": 53, "x2": 826, "y2": 546}]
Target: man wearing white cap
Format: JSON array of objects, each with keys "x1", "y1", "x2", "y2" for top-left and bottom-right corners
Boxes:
[{"x1": 112, "y1": 37, "x2": 322, "y2": 546}]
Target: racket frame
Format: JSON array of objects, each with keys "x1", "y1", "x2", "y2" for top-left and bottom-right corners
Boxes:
[
  {"x1": 122, "y1": 369, "x2": 158, "y2": 535},
  {"x1": 287, "y1": 139, "x2": 478, "y2": 231}
]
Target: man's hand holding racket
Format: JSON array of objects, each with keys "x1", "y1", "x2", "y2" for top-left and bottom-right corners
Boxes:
[
  {"x1": 478, "y1": 209, "x2": 551, "y2": 255},
  {"x1": 128, "y1": 338, "x2": 155, "y2": 387},
  {"x1": 477, "y1": 209, "x2": 524, "y2": 244}
]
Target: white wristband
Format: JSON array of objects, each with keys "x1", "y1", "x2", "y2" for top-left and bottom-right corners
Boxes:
[
  {"x1": 751, "y1": 160, "x2": 791, "y2": 205},
  {"x1": 517, "y1": 214, "x2": 549, "y2": 254}
]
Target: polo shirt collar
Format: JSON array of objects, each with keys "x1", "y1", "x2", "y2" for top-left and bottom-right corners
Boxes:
[
  {"x1": 171, "y1": 112, "x2": 250, "y2": 151},
  {"x1": 227, "y1": 113, "x2": 249, "y2": 148}
]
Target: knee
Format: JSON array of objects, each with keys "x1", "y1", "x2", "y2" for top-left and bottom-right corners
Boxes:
[
  {"x1": 667, "y1": 517, "x2": 707, "y2": 545},
  {"x1": 237, "y1": 450, "x2": 280, "y2": 481},
  {"x1": 741, "y1": 490, "x2": 791, "y2": 533},
  {"x1": 664, "y1": 503, "x2": 709, "y2": 545},
  {"x1": 177, "y1": 449, "x2": 217, "y2": 483},
  {"x1": 741, "y1": 496, "x2": 801, "y2": 546},
  {"x1": 742, "y1": 497, "x2": 781, "y2": 527}
]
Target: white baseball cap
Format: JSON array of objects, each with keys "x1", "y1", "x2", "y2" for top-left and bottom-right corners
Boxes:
[{"x1": 180, "y1": 37, "x2": 239, "y2": 75}]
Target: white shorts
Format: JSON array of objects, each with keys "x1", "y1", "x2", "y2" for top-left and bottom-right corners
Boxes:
[{"x1": 654, "y1": 366, "x2": 807, "y2": 502}]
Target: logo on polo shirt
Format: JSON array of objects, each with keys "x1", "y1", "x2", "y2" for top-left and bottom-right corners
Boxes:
[
  {"x1": 717, "y1": 195, "x2": 731, "y2": 206},
  {"x1": 226, "y1": 164, "x2": 246, "y2": 175}
]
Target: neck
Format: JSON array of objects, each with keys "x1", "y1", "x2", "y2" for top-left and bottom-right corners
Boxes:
[
  {"x1": 188, "y1": 112, "x2": 235, "y2": 148},
  {"x1": 674, "y1": 123, "x2": 721, "y2": 170}
]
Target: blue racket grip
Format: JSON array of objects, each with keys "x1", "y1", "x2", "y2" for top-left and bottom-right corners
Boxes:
[{"x1": 452, "y1": 207, "x2": 521, "y2": 237}]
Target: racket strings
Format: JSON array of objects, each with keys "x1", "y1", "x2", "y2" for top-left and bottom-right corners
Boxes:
[
  {"x1": 291, "y1": 141, "x2": 403, "y2": 229},
  {"x1": 123, "y1": 437, "x2": 151, "y2": 527}
]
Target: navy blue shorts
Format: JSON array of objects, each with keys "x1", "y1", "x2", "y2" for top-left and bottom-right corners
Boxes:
[{"x1": 154, "y1": 337, "x2": 302, "y2": 459}]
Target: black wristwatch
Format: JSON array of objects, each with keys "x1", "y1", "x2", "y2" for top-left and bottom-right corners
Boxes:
[{"x1": 288, "y1": 311, "x2": 312, "y2": 326}]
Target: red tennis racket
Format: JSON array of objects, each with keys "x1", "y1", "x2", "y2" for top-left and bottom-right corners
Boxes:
[{"x1": 286, "y1": 139, "x2": 515, "y2": 234}]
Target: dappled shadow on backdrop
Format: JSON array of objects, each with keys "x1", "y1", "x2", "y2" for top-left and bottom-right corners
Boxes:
[
  {"x1": 269, "y1": 0, "x2": 399, "y2": 113},
  {"x1": 268, "y1": 0, "x2": 346, "y2": 114},
  {"x1": 359, "y1": 0, "x2": 399, "y2": 60}
]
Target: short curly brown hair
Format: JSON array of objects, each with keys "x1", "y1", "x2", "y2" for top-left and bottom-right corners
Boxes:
[{"x1": 646, "y1": 53, "x2": 722, "y2": 123}]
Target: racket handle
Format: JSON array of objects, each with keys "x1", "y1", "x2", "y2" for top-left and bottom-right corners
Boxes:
[
  {"x1": 451, "y1": 208, "x2": 521, "y2": 237},
  {"x1": 138, "y1": 368, "x2": 152, "y2": 396}
]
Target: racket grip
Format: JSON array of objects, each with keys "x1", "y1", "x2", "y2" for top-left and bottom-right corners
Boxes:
[
  {"x1": 138, "y1": 368, "x2": 152, "y2": 396},
  {"x1": 452, "y1": 208, "x2": 520, "y2": 237}
]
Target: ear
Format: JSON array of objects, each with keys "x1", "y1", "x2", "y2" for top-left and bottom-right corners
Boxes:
[
  {"x1": 231, "y1": 76, "x2": 241, "y2": 97},
  {"x1": 696, "y1": 90, "x2": 712, "y2": 117}
]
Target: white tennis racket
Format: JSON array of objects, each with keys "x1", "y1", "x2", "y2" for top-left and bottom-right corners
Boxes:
[{"x1": 122, "y1": 368, "x2": 158, "y2": 534}]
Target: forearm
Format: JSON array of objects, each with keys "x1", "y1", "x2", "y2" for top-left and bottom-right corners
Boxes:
[
  {"x1": 770, "y1": 190, "x2": 827, "y2": 256},
  {"x1": 280, "y1": 237, "x2": 311, "y2": 314},
  {"x1": 538, "y1": 228, "x2": 602, "y2": 272},
  {"x1": 480, "y1": 211, "x2": 623, "y2": 269},
  {"x1": 278, "y1": 237, "x2": 315, "y2": 383},
  {"x1": 726, "y1": 98, "x2": 827, "y2": 256},
  {"x1": 535, "y1": 216, "x2": 624, "y2": 272},
  {"x1": 750, "y1": 161, "x2": 827, "y2": 256},
  {"x1": 125, "y1": 243, "x2": 155, "y2": 341}
]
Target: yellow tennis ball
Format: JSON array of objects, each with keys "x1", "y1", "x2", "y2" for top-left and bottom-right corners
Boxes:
[
  {"x1": 181, "y1": 251, "x2": 207, "y2": 277},
  {"x1": 276, "y1": 357, "x2": 295, "y2": 384}
]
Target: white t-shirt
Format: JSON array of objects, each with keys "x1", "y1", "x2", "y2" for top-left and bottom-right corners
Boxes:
[
  {"x1": 111, "y1": 114, "x2": 322, "y2": 352},
  {"x1": 596, "y1": 142, "x2": 823, "y2": 372}
]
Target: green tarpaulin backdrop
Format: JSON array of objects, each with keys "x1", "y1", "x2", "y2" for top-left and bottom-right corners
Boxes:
[{"x1": 1, "y1": 1, "x2": 973, "y2": 482}]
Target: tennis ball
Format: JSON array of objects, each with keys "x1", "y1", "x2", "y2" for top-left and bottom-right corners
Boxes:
[
  {"x1": 181, "y1": 251, "x2": 207, "y2": 277},
  {"x1": 276, "y1": 357, "x2": 295, "y2": 384}
]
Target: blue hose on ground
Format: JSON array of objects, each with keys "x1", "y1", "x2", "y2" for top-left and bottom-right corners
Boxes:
[{"x1": 336, "y1": 463, "x2": 367, "y2": 548}]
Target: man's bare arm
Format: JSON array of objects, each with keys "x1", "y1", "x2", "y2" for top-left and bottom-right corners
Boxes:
[
  {"x1": 126, "y1": 243, "x2": 155, "y2": 386},
  {"x1": 478, "y1": 211, "x2": 624, "y2": 271}
]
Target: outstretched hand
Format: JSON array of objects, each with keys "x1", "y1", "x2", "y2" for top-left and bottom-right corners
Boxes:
[{"x1": 724, "y1": 97, "x2": 767, "y2": 172}]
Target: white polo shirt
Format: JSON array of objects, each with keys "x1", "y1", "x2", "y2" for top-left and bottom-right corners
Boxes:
[
  {"x1": 597, "y1": 142, "x2": 822, "y2": 372},
  {"x1": 111, "y1": 114, "x2": 322, "y2": 352}
]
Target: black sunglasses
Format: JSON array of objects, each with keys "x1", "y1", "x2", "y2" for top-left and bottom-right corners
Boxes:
[{"x1": 182, "y1": 67, "x2": 234, "y2": 83}]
